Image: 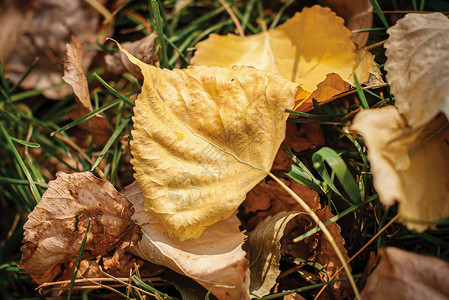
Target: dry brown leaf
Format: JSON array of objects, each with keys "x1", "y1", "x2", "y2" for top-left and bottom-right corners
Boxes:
[
  {"x1": 323, "y1": 0, "x2": 373, "y2": 47},
  {"x1": 4, "y1": 0, "x2": 104, "y2": 99},
  {"x1": 246, "y1": 211, "x2": 303, "y2": 298},
  {"x1": 0, "y1": 0, "x2": 36, "y2": 61},
  {"x1": 244, "y1": 178, "x2": 351, "y2": 299},
  {"x1": 63, "y1": 36, "x2": 112, "y2": 145},
  {"x1": 384, "y1": 12, "x2": 449, "y2": 128},
  {"x1": 124, "y1": 182, "x2": 250, "y2": 300},
  {"x1": 118, "y1": 44, "x2": 297, "y2": 240},
  {"x1": 105, "y1": 33, "x2": 158, "y2": 77},
  {"x1": 244, "y1": 179, "x2": 319, "y2": 229},
  {"x1": 351, "y1": 106, "x2": 449, "y2": 231},
  {"x1": 19, "y1": 172, "x2": 137, "y2": 284},
  {"x1": 272, "y1": 123, "x2": 325, "y2": 172},
  {"x1": 361, "y1": 247, "x2": 449, "y2": 300}
]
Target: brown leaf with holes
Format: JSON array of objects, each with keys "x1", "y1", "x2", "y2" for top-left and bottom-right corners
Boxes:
[
  {"x1": 19, "y1": 172, "x2": 145, "y2": 284},
  {"x1": 63, "y1": 36, "x2": 112, "y2": 145},
  {"x1": 361, "y1": 247, "x2": 449, "y2": 300}
]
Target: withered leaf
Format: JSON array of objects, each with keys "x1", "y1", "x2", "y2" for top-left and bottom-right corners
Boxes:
[
  {"x1": 351, "y1": 106, "x2": 449, "y2": 231},
  {"x1": 246, "y1": 211, "x2": 302, "y2": 298},
  {"x1": 124, "y1": 182, "x2": 249, "y2": 300},
  {"x1": 19, "y1": 172, "x2": 135, "y2": 284},
  {"x1": 384, "y1": 12, "x2": 449, "y2": 128},
  {"x1": 118, "y1": 43, "x2": 297, "y2": 240},
  {"x1": 361, "y1": 247, "x2": 449, "y2": 300},
  {"x1": 4, "y1": 0, "x2": 104, "y2": 99},
  {"x1": 63, "y1": 36, "x2": 112, "y2": 145}
]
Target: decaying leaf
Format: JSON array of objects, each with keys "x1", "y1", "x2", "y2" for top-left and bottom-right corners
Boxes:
[
  {"x1": 124, "y1": 182, "x2": 250, "y2": 300},
  {"x1": 323, "y1": 0, "x2": 373, "y2": 47},
  {"x1": 351, "y1": 106, "x2": 449, "y2": 231},
  {"x1": 384, "y1": 12, "x2": 449, "y2": 128},
  {"x1": 4, "y1": 0, "x2": 104, "y2": 99},
  {"x1": 361, "y1": 247, "x2": 449, "y2": 300},
  {"x1": 246, "y1": 211, "x2": 302, "y2": 298},
  {"x1": 105, "y1": 33, "x2": 158, "y2": 77},
  {"x1": 19, "y1": 172, "x2": 138, "y2": 284},
  {"x1": 192, "y1": 5, "x2": 354, "y2": 95},
  {"x1": 119, "y1": 44, "x2": 298, "y2": 240},
  {"x1": 244, "y1": 179, "x2": 351, "y2": 298},
  {"x1": 0, "y1": 0, "x2": 36, "y2": 61},
  {"x1": 63, "y1": 36, "x2": 112, "y2": 145}
]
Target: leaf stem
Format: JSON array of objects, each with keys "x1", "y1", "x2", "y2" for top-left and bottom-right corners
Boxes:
[{"x1": 267, "y1": 171, "x2": 361, "y2": 300}]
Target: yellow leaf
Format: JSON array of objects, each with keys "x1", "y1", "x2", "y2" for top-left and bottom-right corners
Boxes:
[
  {"x1": 385, "y1": 12, "x2": 449, "y2": 128},
  {"x1": 351, "y1": 106, "x2": 449, "y2": 232},
  {"x1": 119, "y1": 44, "x2": 298, "y2": 240},
  {"x1": 191, "y1": 5, "x2": 355, "y2": 97}
]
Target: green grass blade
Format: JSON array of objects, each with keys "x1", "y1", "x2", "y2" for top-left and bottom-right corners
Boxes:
[
  {"x1": 151, "y1": 0, "x2": 171, "y2": 69},
  {"x1": 0, "y1": 124, "x2": 41, "y2": 203},
  {"x1": 369, "y1": 0, "x2": 389, "y2": 28},
  {"x1": 93, "y1": 73, "x2": 135, "y2": 107},
  {"x1": 313, "y1": 147, "x2": 361, "y2": 204},
  {"x1": 51, "y1": 99, "x2": 120, "y2": 136},
  {"x1": 10, "y1": 137, "x2": 40, "y2": 148},
  {"x1": 353, "y1": 72, "x2": 369, "y2": 109},
  {"x1": 67, "y1": 220, "x2": 91, "y2": 300},
  {"x1": 131, "y1": 275, "x2": 180, "y2": 300},
  {"x1": 91, "y1": 116, "x2": 131, "y2": 171}
]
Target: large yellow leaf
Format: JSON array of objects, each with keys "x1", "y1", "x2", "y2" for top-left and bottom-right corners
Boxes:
[
  {"x1": 351, "y1": 106, "x2": 449, "y2": 232},
  {"x1": 191, "y1": 5, "x2": 355, "y2": 96},
  {"x1": 384, "y1": 12, "x2": 449, "y2": 128},
  {"x1": 119, "y1": 45, "x2": 298, "y2": 240}
]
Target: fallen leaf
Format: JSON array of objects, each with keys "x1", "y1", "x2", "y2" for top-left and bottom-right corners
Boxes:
[
  {"x1": 361, "y1": 247, "x2": 449, "y2": 300},
  {"x1": 0, "y1": 0, "x2": 36, "y2": 61},
  {"x1": 124, "y1": 182, "x2": 250, "y2": 300},
  {"x1": 246, "y1": 211, "x2": 302, "y2": 298},
  {"x1": 272, "y1": 123, "x2": 325, "y2": 172},
  {"x1": 118, "y1": 44, "x2": 297, "y2": 240},
  {"x1": 105, "y1": 33, "x2": 158, "y2": 77},
  {"x1": 351, "y1": 106, "x2": 449, "y2": 231},
  {"x1": 63, "y1": 36, "x2": 112, "y2": 145},
  {"x1": 4, "y1": 0, "x2": 104, "y2": 99},
  {"x1": 191, "y1": 5, "x2": 355, "y2": 96},
  {"x1": 244, "y1": 178, "x2": 351, "y2": 299},
  {"x1": 384, "y1": 12, "x2": 449, "y2": 128},
  {"x1": 19, "y1": 172, "x2": 137, "y2": 284},
  {"x1": 244, "y1": 179, "x2": 320, "y2": 229},
  {"x1": 323, "y1": 0, "x2": 373, "y2": 47}
]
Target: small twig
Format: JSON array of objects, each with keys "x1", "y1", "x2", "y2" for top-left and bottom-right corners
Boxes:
[
  {"x1": 314, "y1": 214, "x2": 400, "y2": 300},
  {"x1": 364, "y1": 40, "x2": 386, "y2": 51},
  {"x1": 217, "y1": 0, "x2": 245, "y2": 37}
]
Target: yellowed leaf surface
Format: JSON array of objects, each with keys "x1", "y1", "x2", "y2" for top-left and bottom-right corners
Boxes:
[
  {"x1": 384, "y1": 12, "x2": 449, "y2": 128},
  {"x1": 246, "y1": 211, "x2": 302, "y2": 298},
  {"x1": 191, "y1": 5, "x2": 355, "y2": 95},
  {"x1": 124, "y1": 182, "x2": 250, "y2": 300},
  {"x1": 361, "y1": 247, "x2": 449, "y2": 299},
  {"x1": 351, "y1": 106, "x2": 449, "y2": 231},
  {"x1": 119, "y1": 44, "x2": 297, "y2": 240},
  {"x1": 19, "y1": 172, "x2": 146, "y2": 284}
]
